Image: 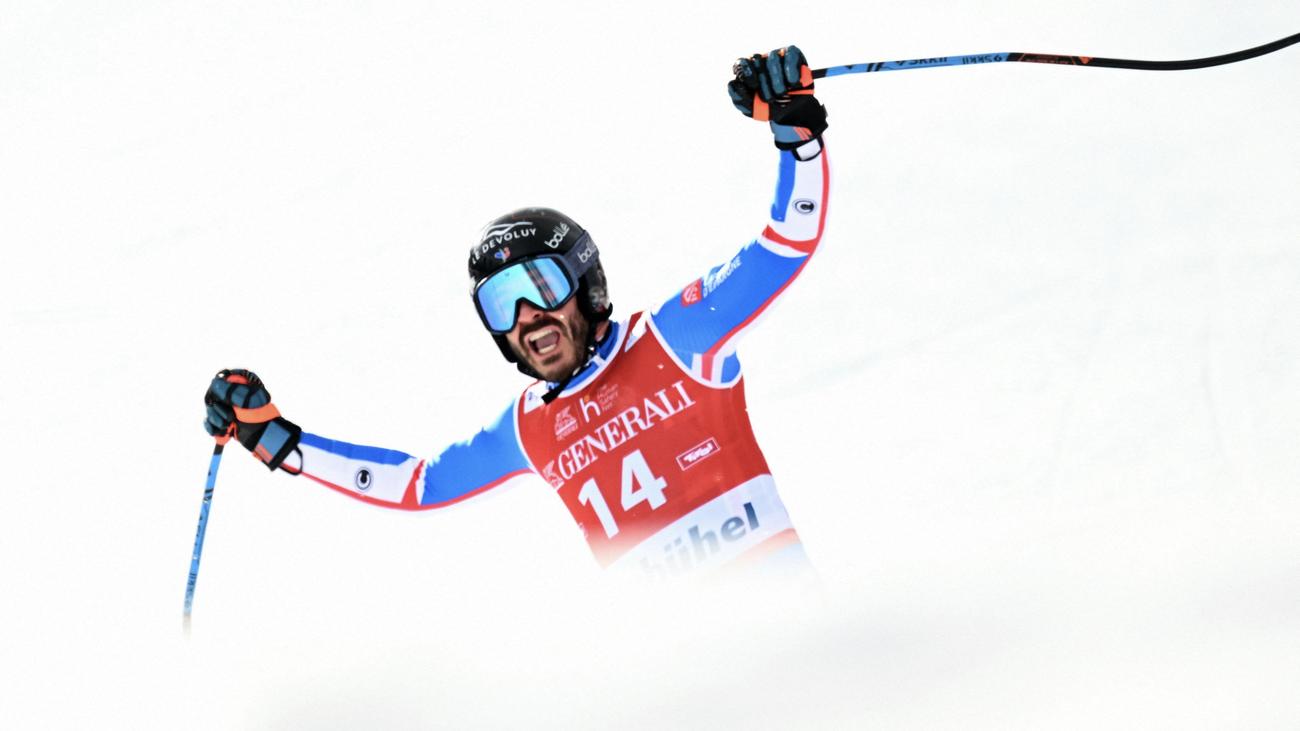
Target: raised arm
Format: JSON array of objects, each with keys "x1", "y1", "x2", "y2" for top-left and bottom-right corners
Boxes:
[
  {"x1": 204, "y1": 370, "x2": 531, "y2": 510},
  {"x1": 649, "y1": 46, "x2": 830, "y2": 382}
]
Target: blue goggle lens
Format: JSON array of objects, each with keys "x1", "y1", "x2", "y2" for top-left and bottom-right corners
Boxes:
[{"x1": 475, "y1": 257, "x2": 576, "y2": 333}]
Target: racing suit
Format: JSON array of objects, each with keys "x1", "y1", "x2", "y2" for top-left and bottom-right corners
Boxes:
[{"x1": 287, "y1": 142, "x2": 829, "y2": 581}]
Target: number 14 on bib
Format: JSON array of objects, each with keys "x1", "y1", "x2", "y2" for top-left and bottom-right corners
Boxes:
[{"x1": 577, "y1": 449, "x2": 667, "y2": 538}]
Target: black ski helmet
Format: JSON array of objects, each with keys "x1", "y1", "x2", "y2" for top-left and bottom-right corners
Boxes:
[{"x1": 468, "y1": 207, "x2": 613, "y2": 377}]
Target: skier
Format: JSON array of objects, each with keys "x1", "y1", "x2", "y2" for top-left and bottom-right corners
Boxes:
[{"x1": 204, "y1": 46, "x2": 830, "y2": 582}]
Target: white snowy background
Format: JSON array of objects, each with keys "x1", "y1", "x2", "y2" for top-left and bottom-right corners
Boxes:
[{"x1": 2, "y1": 1, "x2": 1297, "y2": 728}]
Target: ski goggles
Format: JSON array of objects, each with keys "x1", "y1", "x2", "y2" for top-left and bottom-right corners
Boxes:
[{"x1": 473, "y1": 233, "x2": 599, "y2": 333}]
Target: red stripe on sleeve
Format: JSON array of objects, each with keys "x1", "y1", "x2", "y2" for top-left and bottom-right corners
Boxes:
[
  {"x1": 401, "y1": 460, "x2": 425, "y2": 508},
  {"x1": 761, "y1": 225, "x2": 819, "y2": 254},
  {"x1": 707, "y1": 150, "x2": 830, "y2": 359},
  {"x1": 299, "y1": 467, "x2": 532, "y2": 511}
]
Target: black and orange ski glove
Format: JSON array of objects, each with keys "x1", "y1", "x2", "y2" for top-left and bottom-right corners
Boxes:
[
  {"x1": 729, "y1": 45, "x2": 828, "y2": 157},
  {"x1": 203, "y1": 369, "x2": 301, "y2": 471}
]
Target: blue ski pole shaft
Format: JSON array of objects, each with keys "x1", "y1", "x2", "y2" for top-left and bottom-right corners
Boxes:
[
  {"x1": 184, "y1": 441, "x2": 226, "y2": 633},
  {"x1": 812, "y1": 31, "x2": 1300, "y2": 78}
]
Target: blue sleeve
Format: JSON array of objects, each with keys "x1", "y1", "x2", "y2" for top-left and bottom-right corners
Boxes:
[
  {"x1": 290, "y1": 400, "x2": 531, "y2": 510},
  {"x1": 420, "y1": 401, "x2": 531, "y2": 505},
  {"x1": 650, "y1": 143, "x2": 829, "y2": 383}
]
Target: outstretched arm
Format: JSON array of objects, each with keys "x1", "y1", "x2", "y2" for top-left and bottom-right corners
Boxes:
[
  {"x1": 650, "y1": 46, "x2": 830, "y2": 382},
  {"x1": 286, "y1": 401, "x2": 531, "y2": 510},
  {"x1": 204, "y1": 370, "x2": 532, "y2": 510}
]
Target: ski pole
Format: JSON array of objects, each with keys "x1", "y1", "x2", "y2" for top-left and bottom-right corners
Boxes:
[
  {"x1": 184, "y1": 439, "x2": 226, "y2": 633},
  {"x1": 812, "y1": 31, "x2": 1300, "y2": 78}
]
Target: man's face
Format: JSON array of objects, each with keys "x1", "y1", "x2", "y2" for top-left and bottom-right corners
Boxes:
[{"x1": 507, "y1": 298, "x2": 591, "y2": 382}]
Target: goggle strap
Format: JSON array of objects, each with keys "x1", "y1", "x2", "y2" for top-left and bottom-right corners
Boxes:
[{"x1": 559, "y1": 232, "x2": 598, "y2": 279}]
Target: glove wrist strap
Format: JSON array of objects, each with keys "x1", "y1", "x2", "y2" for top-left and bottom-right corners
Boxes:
[
  {"x1": 773, "y1": 131, "x2": 824, "y2": 160},
  {"x1": 233, "y1": 403, "x2": 281, "y2": 423},
  {"x1": 240, "y1": 417, "x2": 302, "y2": 471}
]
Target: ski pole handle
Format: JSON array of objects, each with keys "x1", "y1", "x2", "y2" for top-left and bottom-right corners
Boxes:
[
  {"x1": 812, "y1": 31, "x2": 1300, "y2": 79},
  {"x1": 183, "y1": 440, "x2": 226, "y2": 633}
]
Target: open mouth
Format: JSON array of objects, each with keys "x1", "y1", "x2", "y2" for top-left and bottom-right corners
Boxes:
[{"x1": 525, "y1": 325, "x2": 564, "y2": 357}]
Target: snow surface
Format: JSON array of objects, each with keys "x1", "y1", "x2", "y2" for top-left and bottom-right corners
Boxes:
[{"x1": 2, "y1": 2, "x2": 1298, "y2": 729}]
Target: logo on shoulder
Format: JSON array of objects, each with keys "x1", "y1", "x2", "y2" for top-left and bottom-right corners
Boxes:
[
  {"x1": 681, "y1": 279, "x2": 703, "y2": 306},
  {"x1": 703, "y1": 255, "x2": 742, "y2": 297},
  {"x1": 794, "y1": 198, "x2": 816, "y2": 215}
]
